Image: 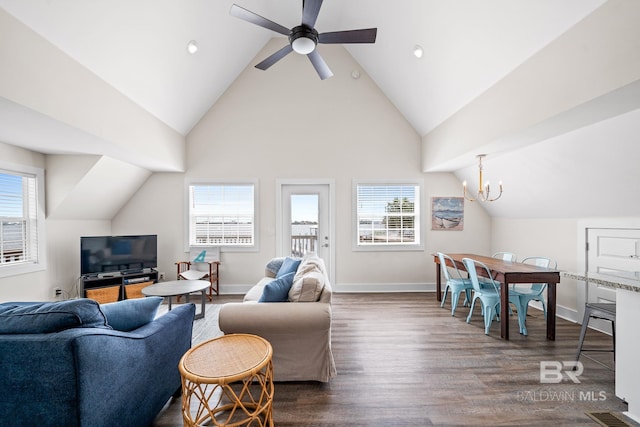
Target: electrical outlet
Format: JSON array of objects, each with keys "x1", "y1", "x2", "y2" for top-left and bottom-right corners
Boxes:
[
  {"x1": 159, "y1": 272, "x2": 165, "y2": 280},
  {"x1": 53, "y1": 287, "x2": 62, "y2": 298}
]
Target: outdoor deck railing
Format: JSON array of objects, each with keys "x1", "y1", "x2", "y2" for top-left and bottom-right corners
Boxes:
[
  {"x1": 291, "y1": 235, "x2": 317, "y2": 257},
  {"x1": 190, "y1": 234, "x2": 318, "y2": 257},
  {"x1": 1, "y1": 248, "x2": 24, "y2": 264}
]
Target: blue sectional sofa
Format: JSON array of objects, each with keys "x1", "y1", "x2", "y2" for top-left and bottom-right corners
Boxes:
[{"x1": 0, "y1": 297, "x2": 195, "y2": 427}]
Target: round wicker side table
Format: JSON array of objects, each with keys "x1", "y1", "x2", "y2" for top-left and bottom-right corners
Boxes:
[{"x1": 179, "y1": 334, "x2": 274, "y2": 427}]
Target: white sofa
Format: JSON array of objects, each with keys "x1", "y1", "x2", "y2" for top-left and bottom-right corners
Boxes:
[{"x1": 218, "y1": 255, "x2": 337, "y2": 382}]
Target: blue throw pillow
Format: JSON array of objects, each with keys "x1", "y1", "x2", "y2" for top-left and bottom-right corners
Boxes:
[
  {"x1": 0, "y1": 299, "x2": 110, "y2": 334},
  {"x1": 258, "y1": 272, "x2": 295, "y2": 302},
  {"x1": 100, "y1": 297, "x2": 163, "y2": 332},
  {"x1": 276, "y1": 257, "x2": 301, "y2": 278}
]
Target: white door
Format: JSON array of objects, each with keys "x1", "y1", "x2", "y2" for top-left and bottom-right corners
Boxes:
[
  {"x1": 278, "y1": 182, "x2": 333, "y2": 282},
  {"x1": 586, "y1": 227, "x2": 640, "y2": 331}
]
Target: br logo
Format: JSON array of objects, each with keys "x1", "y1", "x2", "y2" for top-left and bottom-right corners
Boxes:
[{"x1": 540, "y1": 361, "x2": 583, "y2": 384}]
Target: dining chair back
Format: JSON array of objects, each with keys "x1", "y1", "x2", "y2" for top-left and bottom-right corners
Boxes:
[
  {"x1": 508, "y1": 256, "x2": 556, "y2": 335},
  {"x1": 437, "y1": 252, "x2": 473, "y2": 316},
  {"x1": 462, "y1": 258, "x2": 502, "y2": 334},
  {"x1": 493, "y1": 252, "x2": 517, "y2": 262}
]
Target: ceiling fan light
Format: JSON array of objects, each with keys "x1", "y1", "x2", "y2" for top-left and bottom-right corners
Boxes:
[
  {"x1": 292, "y1": 37, "x2": 316, "y2": 54},
  {"x1": 289, "y1": 25, "x2": 318, "y2": 55}
]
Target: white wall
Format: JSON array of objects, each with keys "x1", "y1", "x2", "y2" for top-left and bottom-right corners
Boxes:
[
  {"x1": 112, "y1": 42, "x2": 492, "y2": 293},
  {"x1": 0, "y1": 8, "x2": 186, "y2": 172},
  {"x1": 111, "y1": 172, "x2": 186, "y2": 283},
  {"x1": 0, "y1": 139, "x2": 44, "y2": 169},
  {"x1": 0, "y1": 142, "x2": 112, "y2": 301},
  {"x1": 491, "y1": 218, "x2": 578, "y2": 314},
  {"x1": 45, "y1": 219, "x2": 111, "y2": 299},
  {"x1": 422, "y1": 0, "x2": 640, "y2": 173},
  {"x1": 46, "y1": 154, "x2": 152, "y2": 220}
]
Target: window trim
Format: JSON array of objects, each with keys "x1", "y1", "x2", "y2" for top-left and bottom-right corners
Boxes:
[
  {"x1": 0, "y1": 161, "x2": 47, "y2": 278},
  {"x1": 184, "y1": 179, "x2": 259, "y2": 253},
  {"x1": 352, "y1": 179, "x2": 424, "y2": 252}
]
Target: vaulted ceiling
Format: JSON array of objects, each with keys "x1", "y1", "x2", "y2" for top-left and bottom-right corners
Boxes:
[{"x1": 1, "y1": 0, "x2": 639, "y2": 219}]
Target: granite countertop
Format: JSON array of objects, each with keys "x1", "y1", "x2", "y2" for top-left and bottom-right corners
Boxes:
[{"x1": 562, "y1": 271, "x2": 640, "y2": 293}]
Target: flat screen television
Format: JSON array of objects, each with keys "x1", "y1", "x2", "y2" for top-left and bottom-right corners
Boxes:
[{"x1": 80, "y1": 234, "x2": 157, "y2": 276}]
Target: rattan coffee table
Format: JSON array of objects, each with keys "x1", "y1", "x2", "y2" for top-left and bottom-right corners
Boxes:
[{"x1": 179, "y1": 334, "x2": 274, "y2": 427}]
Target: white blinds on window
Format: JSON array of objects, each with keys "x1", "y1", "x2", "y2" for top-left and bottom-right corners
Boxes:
[
  {"x1": 189, "y1": 184, "x2": 255, "y2": 246},
  {"x1": 356, "y1": 184, "x2": 420, "y2": 245},
  {"x1": 0, "y1": 172, "x2": 38, "y2": 264}
]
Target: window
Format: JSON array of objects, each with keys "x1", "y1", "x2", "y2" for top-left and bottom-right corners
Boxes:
[
  {"x1": 188, "y1": 183, "x2": 256, "y2": 248},
  {"x1": 354, "y1": 182, "x2": 422, "y2": 250},
  {"x1": 0, "y1": 164, "x2": 46, "y2": 277}
]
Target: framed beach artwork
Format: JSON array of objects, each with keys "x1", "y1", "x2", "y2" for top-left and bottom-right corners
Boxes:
[{"x1": 431, "y1": 197, "x2": 464, "y2": 231}]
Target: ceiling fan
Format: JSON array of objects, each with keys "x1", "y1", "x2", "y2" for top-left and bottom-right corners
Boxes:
[{"x1": 230, "y1": 0, "x2": 377, "y2": 80}]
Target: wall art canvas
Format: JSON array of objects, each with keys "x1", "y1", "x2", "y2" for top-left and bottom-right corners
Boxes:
[{"x1": 431, "y1": 197, "x2": 464, "y2": 231}]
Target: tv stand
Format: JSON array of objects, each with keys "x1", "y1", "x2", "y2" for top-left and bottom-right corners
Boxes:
[{"x1": 81, "y1": 270, "x2": 159, "y2": 300}]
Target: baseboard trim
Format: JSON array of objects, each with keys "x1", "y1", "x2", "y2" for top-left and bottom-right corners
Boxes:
[
  {"x1": 334, "y1": 283, "x2": 431, "y2": 293},
  {"x1": 219, "y1": 282, "x2": 583, "y2": 326},
  {"x1": 526, "y1": 300, "x2": 579, "y2": 324},
  {"x1": 217, "y1": 284, "x2": 253, "y2": 295},
  {"x1": 219, "y1": 282, "x2": 433, "y2": 295}
]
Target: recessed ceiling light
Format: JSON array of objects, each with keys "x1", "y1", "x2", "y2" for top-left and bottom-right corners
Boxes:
[
  {"x1": 187, "y1": 40, "x2": 198, "y2": 54},
  {"x1": 413, "y1": 45, "x2": 423, "y2": 59},
  {"x1": 351, "y1": 70, "x2": 361, "y2": 79}
]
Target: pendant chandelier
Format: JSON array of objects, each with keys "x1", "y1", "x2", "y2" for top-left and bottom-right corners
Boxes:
[{"x1": 463, "y1": 154, "x2": 503, "y2": 202}]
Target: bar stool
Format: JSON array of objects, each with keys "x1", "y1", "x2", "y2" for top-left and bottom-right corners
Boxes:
[{"x1": 575, "y1": 303, "x2": 616, "y2": 370}]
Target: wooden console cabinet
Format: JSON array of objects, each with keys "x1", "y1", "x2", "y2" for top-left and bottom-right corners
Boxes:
[{"x1": 81, "y1": 270, "x2": 158, "y2": 301}]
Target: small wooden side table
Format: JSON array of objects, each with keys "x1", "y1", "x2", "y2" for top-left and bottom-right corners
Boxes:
[{"x1": 179, "y1": 334, "x2": 274, "y2": 427}]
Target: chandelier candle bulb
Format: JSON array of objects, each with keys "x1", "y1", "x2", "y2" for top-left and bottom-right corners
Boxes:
[{"x1": 463, "y1": 154, "x2": 503, "y2": 202}]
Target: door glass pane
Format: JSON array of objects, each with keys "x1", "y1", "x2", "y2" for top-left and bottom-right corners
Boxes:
[{"x1": 290, "y1": 194, "x2": 318, "y2": 257}]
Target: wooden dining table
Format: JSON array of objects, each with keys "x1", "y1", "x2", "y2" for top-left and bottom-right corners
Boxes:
[{"x1": 433, "y1": 253, "x2": 561, "y2": 340}]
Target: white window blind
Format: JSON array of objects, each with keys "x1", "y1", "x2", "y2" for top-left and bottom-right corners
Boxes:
[
  {"x1": 189, "y1": 184, "x2": 255, "y2": 247},
  {"x1": 356, "y1": 184, "x2": 420, "y2": 246},
  {"x1": 0, "y1": 171, "x2": 39, "y2": 266}
]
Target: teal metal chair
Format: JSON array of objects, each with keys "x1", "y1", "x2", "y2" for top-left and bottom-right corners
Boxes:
[
  {"x1": 509, "y1": 257, "x2": 556, "y2": 335},
  {"x1": 437, "y1": 252, "x2": 473, "y2": 316},
  {"x1": 479, "y1": 252, "x2": 516, "y2": 289},
  {"x1": 463, "y1": 257, "x2": 503, "y2": 334}
]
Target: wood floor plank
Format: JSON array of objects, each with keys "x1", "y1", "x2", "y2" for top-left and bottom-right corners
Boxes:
[{"x1": 152, "y1": 293, "x2": 638, "y2": 426}]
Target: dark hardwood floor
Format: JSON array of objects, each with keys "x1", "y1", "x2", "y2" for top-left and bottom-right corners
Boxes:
[{"x1": 153, "y1": 293, "x2": 637, "y2": 426}]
